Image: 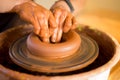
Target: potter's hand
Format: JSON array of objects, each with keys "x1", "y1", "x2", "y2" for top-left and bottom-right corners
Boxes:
[
  {"x1": 50, "y1": 1, "x2": 78, "y2": 42},
  {"x1": 12, "y1": 1, "x2": 56, "y2": 42}
]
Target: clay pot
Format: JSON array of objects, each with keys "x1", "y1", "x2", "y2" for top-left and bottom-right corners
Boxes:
[
  {"x1": 0, "y1": 26, "x2": 120, "y2": 80},
  {"x1": 26, "y1": 31, "x2": 81, "y2": 59}
]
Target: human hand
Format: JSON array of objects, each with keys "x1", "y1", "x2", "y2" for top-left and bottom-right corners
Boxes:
[
  {"x1": 50, "y1": 1, "x2": 78, "y2": 42},
  {"x1": 12, "y1": 1, "x2": 57, "y2": 43}
]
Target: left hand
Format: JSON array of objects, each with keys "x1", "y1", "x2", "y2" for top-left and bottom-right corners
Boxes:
[{"x1": 12, "y1": 1, "x2": 57, "y2": 43}]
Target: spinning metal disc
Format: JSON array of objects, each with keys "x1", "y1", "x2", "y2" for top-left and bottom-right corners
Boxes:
[{"x1": 9, "y1": 34, "x2": 99, "y2": 73}]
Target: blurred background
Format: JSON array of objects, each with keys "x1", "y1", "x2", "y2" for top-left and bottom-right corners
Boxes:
[{"x1": 34, "y1": 0, "x2": 120, "y2": 19}]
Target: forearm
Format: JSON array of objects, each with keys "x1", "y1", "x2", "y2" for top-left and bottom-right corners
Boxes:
[{"x1": 0, "y1": 0, "x2": 31, "y2": 13}]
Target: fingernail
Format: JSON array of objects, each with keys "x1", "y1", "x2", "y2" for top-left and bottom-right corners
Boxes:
[
  {"x1": 43, "y1": 38, "x2": 49, "y2": 43},
  {"x1": 51, "y1": 38, "x2": 56, "y2": 43},
  {"x1": 51, "y1": 35, "x2": 56, "y2": 43}
]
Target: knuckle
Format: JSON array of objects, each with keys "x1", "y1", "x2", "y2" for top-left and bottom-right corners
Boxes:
[
  {"x1": 43, "y1": 10, "x2": 49, "y2": 15},
  {"x1": 54, "y1": 8, "x2": 61, "y2": 14},
  {"x1": 39, "y1": 14, "x2": 45, "y2": 18}
]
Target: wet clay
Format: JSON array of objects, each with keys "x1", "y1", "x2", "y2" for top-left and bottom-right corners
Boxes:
[
  {"x1": 26, "y1": 30, "x2": 81, "y2": 59},
  {"x1": 9, "y1": 31, "x2": 98, "y2": 73}
]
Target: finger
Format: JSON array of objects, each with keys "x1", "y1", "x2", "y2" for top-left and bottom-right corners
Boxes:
[
  {"x1": 63, "y1": 14, "x2": 73, "y2": 33},
  {"x1": 59, "y1": 10, "x2": 67, "y2": 27},
  {"x1": 49, "y1": 12, "x2": 57, "y2": 36},
  {"x1": 53, "y1": 9, "x2": 62, "y2": 24},
  {"x1": 71, "y1": 17, "x2": 78, "y2": 29},
  {"x1": 42, "y1": 37, "x2": 49, "y2": 43},
  {"x1": 56, "y1": 28, "x2": 63, "y2": 42},
  {"x1": 32, "y1": 16, "x2": 40, "y2": 35},
  {"x1": 56, "y1": 11, "x2": 67, "y2": 42},
  {"x1": 51, "y1": 28, "x2": 58, "y2": 43},
  {"x1": 39, "y1": 17, "x2": 50, "y2": 43},
  {"x1": 49, "y1": 12, "x2": 57, "y2": 28},
  {"x1": 51, "y1": 9, "x2": 61, "y2": 42},
  {"x1": 40, "y1": 28, "x2": 49, "y2": 43}
]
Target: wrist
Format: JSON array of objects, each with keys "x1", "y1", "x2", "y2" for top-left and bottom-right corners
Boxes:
[
  {"x1": 57, "y1": 0, "x2": 75, "y2": 12},
  {"x1": 11, "y1": 0, "x2": 31, "y2": 13},
  {"x1": 51, "y1": 0, "x2": 71, "y2": 12},
  {"x1": 64, "y1": 0, "x2": 74, "y2": 12}
]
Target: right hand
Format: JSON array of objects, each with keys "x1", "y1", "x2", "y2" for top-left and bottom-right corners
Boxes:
[{"x1": 50, "y1": 1, "x2": 78, "y2": 42}]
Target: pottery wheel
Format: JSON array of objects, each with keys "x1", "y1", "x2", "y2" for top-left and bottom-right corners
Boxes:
[{"x1": 9, "y1": 34, "x2": 99, "y2": 73}]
